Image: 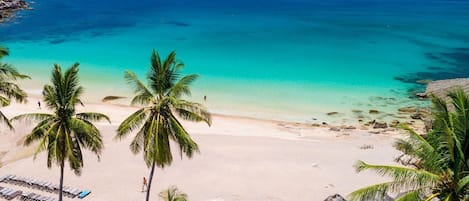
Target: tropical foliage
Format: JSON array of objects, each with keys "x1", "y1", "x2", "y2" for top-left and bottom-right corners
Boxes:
[
  {"x1": 0, "y1": 46, "x2": 29, "y2": 129},
  {"x1": 159, "y1": 186, "x2": 188, "y2": 201},
  {"x1": 349, "y1": 88, "x2": 469, "y2": 201},
  {"x1": 114, "y1": 50, "x2": 211, "y2": 201},
  {"x1": 12, "y1": 64, "x2": 110, "y2": 201}
]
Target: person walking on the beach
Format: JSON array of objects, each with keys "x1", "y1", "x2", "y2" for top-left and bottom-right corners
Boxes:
[
  {"x1": 37, "y1": 101, "x2": 41, "y2": 109},
  {"x1": 141, "y1": 177, "x2": 148, "y2": 192}
]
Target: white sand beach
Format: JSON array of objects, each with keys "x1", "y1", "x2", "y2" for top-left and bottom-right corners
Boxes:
[{"x1": 0, "y1": 95, "x2": 405, "y2": 201}]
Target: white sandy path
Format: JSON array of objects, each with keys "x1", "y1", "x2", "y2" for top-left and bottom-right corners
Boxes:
[{"x1": 0, "y1": 96, "x2": 402, "y2": 201}]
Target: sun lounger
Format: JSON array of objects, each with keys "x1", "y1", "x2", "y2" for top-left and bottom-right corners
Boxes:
[
  {"x1": 6, "y1": 190, "x2": 22, "y2": 200},
  {"x1": 78, "y1": 190, "x2": 91, "y2": 199},
  {"x1": 1, "y1": 188, "x2": 12, "y2": 195},
  {"x1": 30, "y1": 193, "x2": 40, "y2": 201},
  {"x1": 0, "y1": 175, "x2": 11, "y2": 182},
  {"x1": 71, "y1": 188, "x2": 82, "y2": 197}
]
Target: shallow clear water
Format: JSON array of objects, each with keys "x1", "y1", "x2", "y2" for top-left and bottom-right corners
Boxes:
[{"x1": 1, "y1": 0, "x2": 469, "y2": 124}]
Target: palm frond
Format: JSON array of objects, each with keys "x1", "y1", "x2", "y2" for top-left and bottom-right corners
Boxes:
[
  {"x1": 172, "y1": 99, "x2": 211, "y2": 126},
  {"x1": 168, "y1": 74, "x2": 198, "y2": 98},
  {"x1": 0, "y1": 80, "x2": 28, "y2": 103},
  {"x1": 348, "y1": 182, "x2": 395, "y2": 201},
  {"x1": 116, "y1": 108, "x2": 149, "y2": 139},
  {"x1": 0, "y1": 110, "x2": 13, "y2": 130},
  {"x1": 70, "y1": 118, "x2": 104, "y2": 157},
  {"x1": 0, "y1": 95, "x2": 10, "y2": 107},
  {"x1": 394, "y1": 190, "x2": 423, "y2": 201},
  {"x1": 76, "y1": 112, "x2": 110, "y2": 123},
  {"x1": 11, "y1": 113, "x2": 54, "y2": 122},
  {"x1": 0, "y1": 63, "x2": 30, "y2": 79},
  {"x1": 355, "y1": 161, "x2": 440, "y2": 189},
  {"x1": 124, "y1": 71, "x2": 152, "y2": 103},
  {"x1": 0, "y1": 46, "x2": 9, "y2": 58},
  {"x1": 167, "y1": 113, "x2": 199, "y2": 158}
]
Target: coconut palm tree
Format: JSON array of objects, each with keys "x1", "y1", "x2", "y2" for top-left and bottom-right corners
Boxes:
[
  {"x1": 12, "y1": 63, "x2": 110, "y2": 201},
  {"x1": 115, "y1": 50, "x2": 211, "y2": 201},
  {"x1": 0, "y1": 46, "x2": 28, "y2": 129},
  {"x1": 349, "y1": 88, "x2": 469, "y2": 201},
  {"x1": 159, "y1": 186, "x2": 188, "y2": 201}
]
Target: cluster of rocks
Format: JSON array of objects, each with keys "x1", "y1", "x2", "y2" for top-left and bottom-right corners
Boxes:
[
  {"x1": 321, "y1": 104, "x2": 432, "y2": 134},
  {"x1": 0, "y1": 0, "x2": 29, "y2": 22},
  {"x1": 324, "y1": 194, "x2": 394, "y2": 201}
]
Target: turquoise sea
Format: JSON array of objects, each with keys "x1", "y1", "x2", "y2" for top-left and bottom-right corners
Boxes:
[{"x1": 1, "y1": 0, "x2": 469, "y2": 124}]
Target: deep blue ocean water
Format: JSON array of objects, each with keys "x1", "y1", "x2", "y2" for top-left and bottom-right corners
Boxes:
[{"x1": 1, "y1": 0, "x2": 469, "y2": 123}]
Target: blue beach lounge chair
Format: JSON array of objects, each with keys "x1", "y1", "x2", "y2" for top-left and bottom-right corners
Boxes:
[{"x1": 78, "y1": 190, "x2": 91, "y2": 199}]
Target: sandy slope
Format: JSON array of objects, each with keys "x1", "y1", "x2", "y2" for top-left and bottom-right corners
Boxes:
[{"x1": 0, "y1": 95, "x2": 404, "y2": 201}]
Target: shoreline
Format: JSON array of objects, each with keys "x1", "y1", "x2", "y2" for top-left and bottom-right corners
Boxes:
[
  {"x1": 0, "y1": 95, "x2": 405, "y2": 200},
  {"x1": 0, "y1": 84, "x2": 427, "y2": 200}
]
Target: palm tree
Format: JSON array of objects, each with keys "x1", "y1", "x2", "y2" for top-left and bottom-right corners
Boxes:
[
  {"x1": 349, "y1": 88, "x2": 469, "y2": 201},
  {"x1": 159, "y1": 186, "x2": 188, "y2": 201},
  {"x1": 115, "y1": 50, "x2": 211, "y2": 201},
  {"x1": 0, "y1": 46, "x2": 28, "y2": 129},
  {"x1": 12, "y1": 63, "x2": 110, "y2": 201}
]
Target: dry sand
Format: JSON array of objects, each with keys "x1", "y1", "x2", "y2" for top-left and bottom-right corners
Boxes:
[{"x1": 0, "y1": 94, "x2": 405, "y2": 201}]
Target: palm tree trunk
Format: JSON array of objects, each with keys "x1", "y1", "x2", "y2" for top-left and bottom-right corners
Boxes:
[
  {"x1": 58, "y1": 159, "x2": 65, "y2": 201},
  {"x1": 145, "y1": 161, "x2": 156, "y2": 201}
]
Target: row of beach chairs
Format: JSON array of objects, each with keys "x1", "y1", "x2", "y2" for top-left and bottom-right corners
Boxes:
[
  {"x1": 0, "y1": 186, "x2": 22, "y2": 200},
  {"x1": 19, "y1": 192, "x2": 56, "y2": 201},
  {"x1": 0, "y1": 174, "x2": 91, "y2": 199}
]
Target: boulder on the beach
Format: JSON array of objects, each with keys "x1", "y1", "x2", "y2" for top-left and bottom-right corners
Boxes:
[
  {"x1": 327, "y1": 112, "x2": 339, "y2": 116},
  {"x1": 341, "y1": 125, "x2": 356, "y2": 130},
  {"x1": 410, "y1": 113, "x2": 424, "y2": 120},
  {"x1": 373, "y1": 121, "x2": 388, "y2": 129},
  {"x1": 324, "y1": 194, "x2": 347, "y2": 201},
  {"x1": 330, "y1": 127, "x2": 341, "y2": 132},
  {"x1": 390, "y1": 120, "x2": 400, "y2": 127}
]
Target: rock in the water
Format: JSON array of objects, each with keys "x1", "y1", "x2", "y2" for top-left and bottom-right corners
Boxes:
[
  {"x1": 416, "y1": 92, "x2": 427, "y2": 98},
  {"x1": 373, "y1": 121, "x2": 388, "y2": 129},
  {"x1": 0, "y1": 0, "x2": 29, "y2": 22},
  {"x1": 398, "y1": 106, "x2": 417, "y2": 113},
  {"x1": 369, "y1": 109, "x2": 379, "y2": 114},
  {"x1": 417, "y1": 79, "x2": 432, "y2": 84},
  {"x1": 324, "y1": 194, "x2": 347, "y2": 201}
]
